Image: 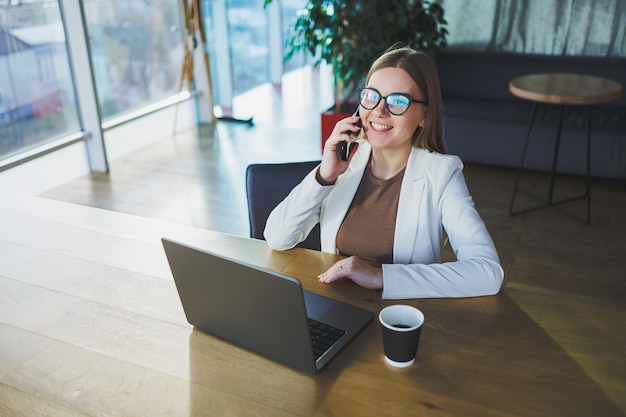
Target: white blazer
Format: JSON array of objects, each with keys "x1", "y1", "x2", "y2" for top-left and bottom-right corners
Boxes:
[{"x1": 264, "y1": 142, "x2": 504, "y2": 299}]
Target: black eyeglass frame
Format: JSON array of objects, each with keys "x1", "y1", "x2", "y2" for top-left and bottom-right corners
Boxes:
[{"x1": 358, "y1": 87, "x2": 428, "y2": 116}]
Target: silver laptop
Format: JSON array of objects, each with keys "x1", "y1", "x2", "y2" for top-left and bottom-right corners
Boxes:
[{"x1": 162, "y1": 237, "x2": 373, "y2": 374}]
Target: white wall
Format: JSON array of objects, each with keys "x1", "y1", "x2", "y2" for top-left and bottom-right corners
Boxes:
[
  {"x1": 104, "y1": 99, "x2": 198, "y2": 162},
  {"x1": 0, "y1": 143, "x2": 90, "y2": 201},
  {"x1": 0, "y1": 99, "x2": 198, "y2": 202}
]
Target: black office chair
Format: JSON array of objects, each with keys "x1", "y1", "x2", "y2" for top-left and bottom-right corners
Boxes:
[{"x1": 245, "y1": 161, "x2": 321, "y2": 251}]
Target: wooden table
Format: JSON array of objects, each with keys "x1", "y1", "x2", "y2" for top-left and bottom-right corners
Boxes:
[
  {"x1": 508, "y1": 73, "x2": 622, "y2": 224},
  {"x1": 1, "y1": 196, "x2": 625, "y2": 417}
]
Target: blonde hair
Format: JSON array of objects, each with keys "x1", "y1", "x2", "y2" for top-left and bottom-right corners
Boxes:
[{"x1": 366, "y1": 45, "x2": 446, "y2": 154}]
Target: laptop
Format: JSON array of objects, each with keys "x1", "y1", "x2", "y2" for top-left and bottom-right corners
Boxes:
[{"x1": 162, "y1": 237, "x2": 373, "y2": 374}]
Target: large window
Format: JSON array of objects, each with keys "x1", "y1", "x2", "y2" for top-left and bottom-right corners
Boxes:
[
  {"x1": 281, "y1": 0, "x2": 313, "y2": 73},
  {"x1": 83, "y1": 0, "x2": 185, "y2": 119},
  {"x1": 0, "y1": 0, "x2": 80, "y2": 161},
  {"x1": 227, "y1": 0, "x2": 270, "y2": 96},
  {"x1": 1, "y1": 0, "x2": 319, "y2": 180},
  {"x1": 0, "y1": 0, "x2": 185, "y2": 164}
]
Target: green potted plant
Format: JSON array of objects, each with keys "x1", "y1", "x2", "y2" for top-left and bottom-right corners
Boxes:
[{"x1": 265, "y1": 0, "x2": 448, "y2": 142}]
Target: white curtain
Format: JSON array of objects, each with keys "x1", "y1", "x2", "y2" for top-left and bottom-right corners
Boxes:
[{"x1": 439, "y1": 0, "x2": 626, "y2": 56}]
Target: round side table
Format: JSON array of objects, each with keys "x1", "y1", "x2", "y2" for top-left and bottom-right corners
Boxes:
[{"x1": 508, "y1": 73, "x2": 622, "y2": 224}]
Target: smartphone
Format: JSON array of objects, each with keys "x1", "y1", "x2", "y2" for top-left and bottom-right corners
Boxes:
[{"x1": 339, "y1": 107, "x2": 362, "y2": 161}]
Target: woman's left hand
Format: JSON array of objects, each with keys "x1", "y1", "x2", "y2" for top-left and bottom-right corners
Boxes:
[{"x1": 318, "y1": 256, "x2": 383, "y2": 290}]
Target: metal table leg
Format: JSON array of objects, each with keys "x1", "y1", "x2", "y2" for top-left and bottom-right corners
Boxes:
[
  {"x1": 509, "y1": 103, "x2": 537, "y2": 216},
  {"x1": 509, "y1": 103, "x2": 591, "y2": 224}
]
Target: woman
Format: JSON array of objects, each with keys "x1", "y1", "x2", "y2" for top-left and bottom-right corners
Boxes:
[{"x1": 264, "y1": 45, "x2": 504, "y2": 299}]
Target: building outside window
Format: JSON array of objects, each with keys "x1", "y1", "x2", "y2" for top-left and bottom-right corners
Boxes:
[
  {"x1": 83, "y1": 0, "x2": 184, "y2": 120},
  {"x1": 0, "y1": 0, "x2": 79, "y2": 161}
]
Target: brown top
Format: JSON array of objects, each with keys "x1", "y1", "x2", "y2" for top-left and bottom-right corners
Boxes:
[
  {"x1": 509, "y1": 73, "x2": 622, "y2": 105},
  {"x1": 336, "y1": 163, "x2": 405, "y2": 264}
]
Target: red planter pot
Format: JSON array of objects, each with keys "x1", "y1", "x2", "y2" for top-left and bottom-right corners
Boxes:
[{"x1": 320, "y1": 110, "x2": 351, "y2": 150}]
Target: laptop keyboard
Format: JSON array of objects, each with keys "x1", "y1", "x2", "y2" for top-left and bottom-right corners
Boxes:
[{"x1": 308, "y1": 318, "x2": 346, "y2": 360}]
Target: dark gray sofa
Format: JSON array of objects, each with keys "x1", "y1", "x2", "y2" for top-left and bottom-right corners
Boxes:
[{"x1": 437, "y1": 52, "x2": 626, "y2": 179}]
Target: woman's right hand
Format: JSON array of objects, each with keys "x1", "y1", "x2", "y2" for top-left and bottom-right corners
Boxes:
[
  {"x1": 318, "y1": 114, "x2": 361, "y2": 183},
  {"x1": 318, "y1": 256, "x2": 383, "y2": 290}
]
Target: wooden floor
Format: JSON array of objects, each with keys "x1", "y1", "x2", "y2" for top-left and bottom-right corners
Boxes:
[{"x1": 42, "y1": 66, "x2": 626, "y2": 306}]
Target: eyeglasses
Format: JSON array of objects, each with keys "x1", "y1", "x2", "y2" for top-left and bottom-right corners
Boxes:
[{"x1": 358, "y1": 87, "x2": 428, "y2": 116}]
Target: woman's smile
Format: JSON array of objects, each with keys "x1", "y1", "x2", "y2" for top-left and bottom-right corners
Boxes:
[{"x1": 370, "y1": 121, "x2": 392, "y2": 132}]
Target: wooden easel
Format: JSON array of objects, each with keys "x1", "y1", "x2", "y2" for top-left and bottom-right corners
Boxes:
[
  {"x1": 178, "y1": 0, "x2": 213, "y2": 110},
  {"x1": 178, "y1": 0, "x2": 253, "y2": 126}
]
